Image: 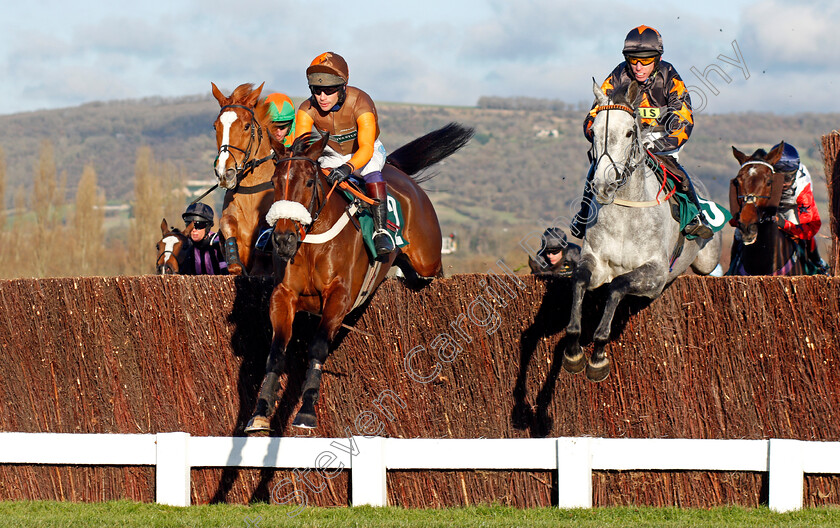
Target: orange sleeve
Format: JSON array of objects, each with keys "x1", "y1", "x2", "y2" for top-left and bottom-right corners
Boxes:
[
  {"x1": 347, "y1": 111, "x2": 376, "y2": 172},
  {"x1": 293, "y1": 110, "x2": 314, "y2": 140}
]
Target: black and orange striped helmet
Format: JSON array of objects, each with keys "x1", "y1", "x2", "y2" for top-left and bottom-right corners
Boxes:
[{"x1": 622, "y1": 26, "x2": 663, "y2": 58}]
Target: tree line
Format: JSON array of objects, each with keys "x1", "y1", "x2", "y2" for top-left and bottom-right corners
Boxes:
[{"x1": 0, "y1": 141, "x2": 189, "y2": 278}]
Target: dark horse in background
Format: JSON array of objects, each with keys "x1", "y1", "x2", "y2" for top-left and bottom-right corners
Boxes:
[
  {"x1": 245, "y1": 123, "x2": 473, "y2": 432},
  {"x1": 728, "y1": 143, "x2": 809, "y2": 276}
]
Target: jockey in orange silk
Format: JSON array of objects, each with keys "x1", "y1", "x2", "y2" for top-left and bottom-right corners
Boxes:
[{"x1": 293, "y1": 51, "x2": 394, "y2": 256}]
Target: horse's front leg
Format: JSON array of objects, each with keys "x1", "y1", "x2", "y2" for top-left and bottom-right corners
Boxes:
[
  {"x1": 245, "y1": 284, "x2": 297, "y2": 433},
  {"x1": 563, "y1": 262, "x2": 592, "y2": 374},
  {"x1": 293, "y1": 280, "x2": 351, "y2": 429},
  {"x1": 587, "y1": 262, "x2": 664, "y2": 382}
]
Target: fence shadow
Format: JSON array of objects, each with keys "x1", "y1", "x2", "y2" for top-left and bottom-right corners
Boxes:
[{"x1": 512, "y1": 276, "x2": 652, "y2": 438}]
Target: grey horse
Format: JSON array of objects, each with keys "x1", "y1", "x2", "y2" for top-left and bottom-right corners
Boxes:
[{"x1": 563, "y1": 81, "x2": 722, "y2": 382}]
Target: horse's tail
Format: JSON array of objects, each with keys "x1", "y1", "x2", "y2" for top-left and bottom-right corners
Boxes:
[{"x1": 386, "y1": 122, "x2": 473, "y2": 183}]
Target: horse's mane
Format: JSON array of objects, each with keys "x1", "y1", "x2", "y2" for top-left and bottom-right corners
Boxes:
[
  {"x1": 611, "y1": 81, "x2": 641, "y2": 109},
  {"x1": 229, "y1": 83, "x2": 271, "y2": 127},
  {"x1": 289, "y1": 132, "x2": 323, "y2": 156},
  {"x1": 749, "y1": 148, "x2": 768, "y2": 160}
]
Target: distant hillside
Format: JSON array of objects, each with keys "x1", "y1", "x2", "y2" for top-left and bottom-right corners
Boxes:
[{"x1": 0, "y1": 95, "x2": 836, "y2": 273}]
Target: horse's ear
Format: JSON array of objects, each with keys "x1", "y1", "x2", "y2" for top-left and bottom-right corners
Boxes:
[
  {"x1": 766, "y1": 141, "x2": 785, "y2": 166},
  {"x1": 246, "y1": 82, "x2": 265, "y2": 107},
  {"x1": 592, "y1": 78, "x2": 609, "y2": 106},
  {"x1": 184, "y1": 222, "x2": 194, "y2": 236},
  {"x1": 161, "y1": 218, "x2": 169, "y2": 235},
  {"x1": 304, "y1": 132, "x2": 330, "y2": 161},
  {"x1": 731, "y1": 146, "x2": 748, "y2": 166},
  {"x1": 211, "y1": 82, "x2": 228, "y2": 105}
]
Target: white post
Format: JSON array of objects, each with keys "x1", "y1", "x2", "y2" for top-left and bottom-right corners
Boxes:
[
  {"x1": 156, "y1": 432, "x2": 191, "y2": 507},
  {"x1": 768, "y1": 438, "x2": 804, "y2": 512},
  {"x1": 351, "y1": 436, "x2": 387, "y2": 507},
  {"x1": 557, "y1": 437, "x2": 593, "y2": 509}
]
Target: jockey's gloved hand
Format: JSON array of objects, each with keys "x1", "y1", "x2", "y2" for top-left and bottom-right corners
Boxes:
[
  {"x1": 772, "y1": 214, "x2": 786, "y2": 229},
  {"x1": 327, "y1": 164, "x2": 353, "y2": 186}
]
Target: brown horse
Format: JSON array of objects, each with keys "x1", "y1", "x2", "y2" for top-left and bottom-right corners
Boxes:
[
  {"x1": 156, "y1": 219, "x2": 193, "y2": 274},
  {"x1": 245, "y1": 123, "x2": 473, "y2": 432},
  {"x1": 211, "y1": 82, "x2": 275, "y2": 276},
  {"x1": 729, "y1": 143, "x2": 808, "y2": 275}
]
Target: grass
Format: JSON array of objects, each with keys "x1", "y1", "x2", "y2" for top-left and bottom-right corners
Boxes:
[{"x1": 0, "y1": 501, "x2": 839, "y2": 528}]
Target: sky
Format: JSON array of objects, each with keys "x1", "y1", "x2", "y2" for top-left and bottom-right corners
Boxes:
[{"x1": 2, "y1": 0, "x2": 839, "y2": 116}]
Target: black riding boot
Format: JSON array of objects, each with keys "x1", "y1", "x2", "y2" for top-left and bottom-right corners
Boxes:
[
  {"x1": 679, "y1": 171, "x2": 714, "y2": 240},
  {"x1": 570, "y1": 163, "x2": 596, "y2": 239},
  {"x1": 807, "y1": 241, "x2": 830, "y2": 275},
  {"x1": 366, "y1": 181, "x2": 395, "y2": 256}
]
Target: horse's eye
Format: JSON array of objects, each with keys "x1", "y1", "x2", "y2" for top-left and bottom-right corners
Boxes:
[
  {"x1": 626, "y1": 131, "x2": 633, "y2": 138},
  {"x1": 306, "y1": 179, "x2": 315, "y2": 187},
  {"x1": 244, "y1": 123, "x2": 251, "y2": 131}
]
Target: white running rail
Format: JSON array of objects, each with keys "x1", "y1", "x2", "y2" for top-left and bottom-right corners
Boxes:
[{"x1": 0, "y1": 433, "x2": 837, "y2": 512}]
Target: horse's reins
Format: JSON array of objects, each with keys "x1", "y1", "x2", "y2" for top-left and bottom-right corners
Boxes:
[
  {"x1": 212, "y1": 104, "x2": 276, "y2": 196},
  {"x1": 589, "y1": 104, "x2": 655, "y2": 207}
]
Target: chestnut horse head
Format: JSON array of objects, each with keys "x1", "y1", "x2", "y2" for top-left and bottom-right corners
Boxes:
[
  {"x1": 156, "y1": 218, "x2": 193, "y2": 274},
  {"x1": 211, "y1": 82, "x2": 273, "y2": 190},
  {"x1": 209, "y1": 82, "x2": 277, "y2": 276},
  {"x1": 730, "y1": 143, "x2": 785, "y2": 245},
  {"x1": 265, "y1": 132, "x2": 330, "y2": 265}
]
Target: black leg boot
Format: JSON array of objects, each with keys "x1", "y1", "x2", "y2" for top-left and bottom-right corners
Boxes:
[{"x1": 366, "y1": 181, "x2": 395, "y2": 256}]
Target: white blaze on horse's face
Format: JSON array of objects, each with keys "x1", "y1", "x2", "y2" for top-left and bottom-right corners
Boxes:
[
  {"x1": 591, "y1": 109, "x2": 636, "y2": 205},
  {"x1": 215, "y1": 111, "x2": 238, "y2": 189},
  {"x1": 158, "y1": 235, "x2": 180, "y2": 274}
]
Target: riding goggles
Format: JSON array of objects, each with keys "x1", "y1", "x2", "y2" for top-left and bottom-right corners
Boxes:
[
  {"x1": 309, "y1": 84, "x2": 343, "y2": 96},
  {"x1": 191, "y1": 221, "x2": 210, "y2": 230},
  {"x1": 627, "y1": 56, "x2": 656, "y2": 66}
]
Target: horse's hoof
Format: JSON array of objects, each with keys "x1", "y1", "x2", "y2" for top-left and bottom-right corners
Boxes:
[
  {"x1": 586, "y1": 357, "x2": 611, "y2": 382},
  {"x1": 244, "y1": 415, "x2": 270, "y2": 433},
  {"x1": 292, "y1": 412, "x2": 317, "y2": 429},
  {"x1": 563, "y1": 351, "x2": 586, "y2": 374}
]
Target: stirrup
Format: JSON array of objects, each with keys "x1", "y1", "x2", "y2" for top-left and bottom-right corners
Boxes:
[
  {"x1": 372, "y1": 228, "x2": 395, "y2": 255},
  {"x1": 683, "y1": 215, "x2": 713, "y2": 239}
]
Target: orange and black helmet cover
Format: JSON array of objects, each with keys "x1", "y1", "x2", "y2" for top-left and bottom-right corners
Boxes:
[
  {"x1": 307, "y1": 52, "x2": 349, "y2": 86},
  {"x1": 622, "y1": 25, "x2": 663, "y2": 58}
]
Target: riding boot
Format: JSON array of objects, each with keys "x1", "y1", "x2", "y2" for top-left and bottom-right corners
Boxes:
[
  {"x1": 680, "y1": 173, "x2": 714, "y2": 240},
  {"x1": 807, "y1": 240, "x2": 830, "y2": 275},
  {"x1": 570, "y1": 163, "x2": 596, "y2": 239},
  {"x1": 366, "y1": 181, "x2": 395, "y2": 256}
]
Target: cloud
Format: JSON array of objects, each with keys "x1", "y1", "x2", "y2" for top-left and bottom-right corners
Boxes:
[{"x1": 738, "y1": 0, "x2": 840, "y2": 68}]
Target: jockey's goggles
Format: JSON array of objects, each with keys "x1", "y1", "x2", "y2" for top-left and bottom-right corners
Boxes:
[
  {"x1": 191, "y1": 221, "x2": 210, "y2": 230},
  {"x1": 627, "y1": 56, "x2": 656, "y2": 66},
  {"x1": 272, "y1": 120, "x2": 293, "y2": 129},
  {"x1": 309, "y1": 84, "x2": 343, "y2": 96}
]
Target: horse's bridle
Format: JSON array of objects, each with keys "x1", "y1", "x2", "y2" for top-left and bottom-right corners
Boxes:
[
  {"x1": 214, "y1": 104, "x2": 276, "y2": 186},
  {"x1": 156, "y1": 232, "x2": 189, "y2": 274},
  {"x1": 589, "y1": 104, "x2": 644, "y2": 201},
  {"x1": 734, "y1": 160, "x2": 782, "y2": 224},
  {"x1": 272, "y1": 155, "x2": 328, "y2": 244}
]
